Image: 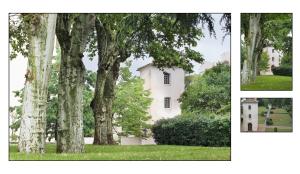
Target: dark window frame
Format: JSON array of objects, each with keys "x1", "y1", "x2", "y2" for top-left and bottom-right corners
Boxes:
[
  {"x1": 164, "y1": 97, "x2": 171, "y2": 108},
  {"x1": 163, "y1": 72, "x2": 170, "y2": 84}
]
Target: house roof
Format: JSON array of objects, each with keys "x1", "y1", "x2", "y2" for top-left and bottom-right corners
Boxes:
[
  {"x1": 137, "y1": 63, "x2": 153, "y2": 71},
  {"x1": 241, "y1": 98, "x2": 258, "y2": 103}
]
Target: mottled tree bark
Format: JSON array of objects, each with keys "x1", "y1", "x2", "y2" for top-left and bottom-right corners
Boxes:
[
  {"x1": 18, "y1": 14, "x2": 57, "y2": 153},
  {"x1": 242, "y1": 14, "x2": 262, "y2": 85},
  {"x1": 91, "y1": 18, "x2": 131, "y2": 145},
  {"x1": 91, "y1": 19, "x2": 116, "y2": 145},
  {"x1": 104, "y1": 60, "x2": 120, "y2": 144},
  {"x1": 56, "y1": 14, "x2": 95, "y2": 153}
]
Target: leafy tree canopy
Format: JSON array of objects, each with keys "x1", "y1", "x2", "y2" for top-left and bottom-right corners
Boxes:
[
  {"x1": 87, "y1": 13, "x2": 220, "y2": 73},
  {"x1": 179, "y1": 62, "x2": 230, "y2": 116},
  {"x1": 241, "y1": 13, "x2": 292, "y2": 56},
  {"x1": 113, "y1": 61, "x2": 152, "y2": 137}
]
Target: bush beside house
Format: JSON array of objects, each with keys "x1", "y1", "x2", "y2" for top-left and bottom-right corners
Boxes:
[
  {"x1": 271, "y1": 65, "x2": 292, "y2": 76},
  {"x1": 152, "y1": 114, "x2": 230, "y2": 147}
]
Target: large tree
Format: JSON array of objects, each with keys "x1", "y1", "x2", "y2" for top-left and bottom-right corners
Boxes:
[
  {"x1": 241, "y1": 13, "x2": 292, "y2": 84},
  {"x1": 89, "y1": 13, "x2": 217, "y2": 144},
  {"x1": 10, "y1": 14, "x2": 57, "y2": 153},
  {"x1": 55, "y1": 14, "x2": 95, "y2": 153}
]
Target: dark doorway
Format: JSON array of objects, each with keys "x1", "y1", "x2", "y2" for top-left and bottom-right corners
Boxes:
[{"x1": 248, "y1": 123, "x2": 253, "y2": 131}]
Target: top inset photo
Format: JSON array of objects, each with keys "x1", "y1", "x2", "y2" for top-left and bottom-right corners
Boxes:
[{"x1": 241, "y1": 13, "x2": 292, "y2": 91}]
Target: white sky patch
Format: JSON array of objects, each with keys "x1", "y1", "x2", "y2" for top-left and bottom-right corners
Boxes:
[{"x1": 10, "y1": 55, "x2": 27, "y2": 106}]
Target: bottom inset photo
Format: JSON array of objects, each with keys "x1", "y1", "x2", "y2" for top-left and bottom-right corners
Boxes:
[{"x1": 241, "y1": 98, "x2": 292, "y2": 132}]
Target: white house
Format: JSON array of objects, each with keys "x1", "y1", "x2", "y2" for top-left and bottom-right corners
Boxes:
[
  {"x1": 138, "y1": 63, "x2": 185, "y2": 123},
  {"x1": 120, "y1": 64, "x2": 185, "y2": 145},
  {"x1": 241, "y1": 98, "x2": 258, "y2": 132},
  {"x1": 260, "y1": 47, "x2": 282, "y2": 75}
]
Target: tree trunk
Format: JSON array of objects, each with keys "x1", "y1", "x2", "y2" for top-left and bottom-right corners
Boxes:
[
  {"x1": 56, "y1": 14, "x2": 95, "y2": 153},
  {"x1": 104, "y1": 60, "x2": 120, "y2": 144},
  {"x1": 91, "y1": 19, "x2": 131, "y2": 145},
  {"x1": 242, "y1": 14, "x2": 262, "y2": 84},
  {"x1": 91, "y1": 19, "x2": 116, "y2": 145},
  {"x1": 18, "y1": 14, "x2": 57, "y2": 153}
]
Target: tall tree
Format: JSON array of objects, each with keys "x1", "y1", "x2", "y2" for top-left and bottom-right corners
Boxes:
[
  {"x1": 55, "y1": 14, "x2": 95, "y2": 153},
  {"x1": 241, "y1": 13, "x2": 292, "y2": 84},
  {"x1": 9, "y1": 14, "x2": 57, "y2": 153},
  {"x1": 89, "y1": 13, "x2": 217, "y2": 144}
]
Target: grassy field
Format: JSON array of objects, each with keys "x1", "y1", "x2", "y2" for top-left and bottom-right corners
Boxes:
[
  {"x1": 265, "y1": 127, "x2": 293, "y2": 132},
  {"x1": 257, "y1": 107, "x2": 292, "y2": 132},
  {"x1": 241, "y1": 75, "x2": 292, "y2": 91},
  {"x1": 10, "y1": 144, "x2": 230, "y2": 161},
  {"x1": 270, "y1": 108, "x2": 292, "y2": 127}
]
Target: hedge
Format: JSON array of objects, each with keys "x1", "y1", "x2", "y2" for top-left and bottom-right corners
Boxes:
[
  {"x1": 271, "y1": 66, "x2": 292, "y2": 76},
  {"x1": 152, "y1": 115, "x2": 230, "y2": 147}
]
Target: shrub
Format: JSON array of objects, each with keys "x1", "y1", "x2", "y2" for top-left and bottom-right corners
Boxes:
[
  {"x1": 274, "y1": 127, "x2": 278, "y2": 132},
  {"x1": 271, "y1": 65, "x2": 292, "y2": 76},
  {"x1": 152, "y1": 115, "x2": 230, "y2": 147},
  {"x1": 266, "y1": 118, "x2": 273, "y2": 125}
]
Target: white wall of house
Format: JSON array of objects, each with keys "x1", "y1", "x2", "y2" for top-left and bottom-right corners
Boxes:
[
  {"x1": 260, "y1": 47, "x2": 283, "y2": 75},
  {"x1": 241, "y1": 98, "x2": 258, "y2": 132},
  {"x1": 138, "y1": 64, "x2": 185, "y2": 124}
]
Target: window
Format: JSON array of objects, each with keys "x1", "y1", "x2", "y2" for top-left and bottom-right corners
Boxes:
[
  {"x1": 164, "y1": 97, "x2": 171, "y2": 108},
  {"x1": 241, "y1": 106, "x2": 243, "y2": 114},
  {"x1": 249, "y1": 114, "x2": 251, "y2": 119},
  {"x1": 272, "y1": 49, "x2": 275, "y2": 53},
  {"x1": 248, "y1": 105, "x2": 251, "y2": 110},
  {"x1": 272, "y1": 57, "x2": 274, "y2": 62},
  {"x1": 163, "y1": 72, "x2": 170, "y2": 84}
]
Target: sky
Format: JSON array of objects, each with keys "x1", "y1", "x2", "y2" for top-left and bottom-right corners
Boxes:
[{"x1": 10, "y1": 13, "x2": 230, "y2": 106}]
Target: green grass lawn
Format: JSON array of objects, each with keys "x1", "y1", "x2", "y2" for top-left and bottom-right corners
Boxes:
[
  {"x1": 265, "y1": 127, "x2": 293, "y2": 132},
  {"x1": 257, "y1": 107, "x2": 292, "y2": 132},
  {"x1": 241, "y1": 75, "x2": 292, "y2": 91},
  {"x1": 9, "y1": 144, "x2": 230, "y2": 161},
  {"x1": 270, "y1": 108, "x2": 292, "y2": 127}
]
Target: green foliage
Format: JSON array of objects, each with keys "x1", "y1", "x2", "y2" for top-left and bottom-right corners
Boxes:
[
  {"x1": 241, "y1": 13, "x2": 292, "y2": 50},
  {"x1": 266, "y1": 118, "x2": 273, "y2": 126},
  {"x1": 180, "y1": 63, "x2": 230, "y2": 115},
  {"x1": 152, "y1": 114, "x2": 230, "y2": 146},
  {"x1": 280, "y1": 53, "x2": 292, "y2": 66},
  {"x1": 258, "y1": 51, "x2": 269, "y2": 72},
  {"x1": 9, "y1": 14, "x2": 29, "y2": 59},
  {"x1": 113, "y1": 61, "x2": 152, "y2": 137},
  {"x1": 258, "y1": 98, "x2": 292, "y2": 108},
  {"x1": 83, "y1": 71, "x2": 96, "y2": 137},
  {"x1": 9, "y1": 91, "x2": 23, "y2": 134},
  {"x1": 271, "y1": 65, "x2": 292, "y2": 76},
  {"x1": 86, "y1": 13, "x2": 228, "y2": 73}
]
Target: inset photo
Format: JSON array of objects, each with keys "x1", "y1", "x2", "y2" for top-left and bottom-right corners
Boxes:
[
  {"x1": 241, "y1": 98, "x2": 292, "y2": 132},
  {"x1": 240, "y1": 13, "x2": 293, "y2": 91}
]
